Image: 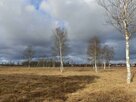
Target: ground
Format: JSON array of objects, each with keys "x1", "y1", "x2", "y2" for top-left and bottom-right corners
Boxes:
[{"x1": 0, "y1": 67, "x2": 136, "y2": 102}]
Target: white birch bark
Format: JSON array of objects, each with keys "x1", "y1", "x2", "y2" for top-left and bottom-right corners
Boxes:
[
  {"x1": 126, "y1": 36, "x2": 131, "y2": 84},
  {"x1": 59, "y1": 40, "x2": 64, "y2": 73},
  {"x1": 104, "y1": 61, "x2": 106, "y2": 70},
  {"x1": 95, "y1": 57, "x2": 98, "y2": 73},
  {"x1": 108, "y1": 63, "x2": 110, "y2": 69}
]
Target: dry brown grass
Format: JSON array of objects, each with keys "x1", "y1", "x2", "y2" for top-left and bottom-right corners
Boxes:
[
  {"x1": 0, "y1": 74, "x2": 98, "y2": 102},
  {"x1": 0, "y1": 67, "x2": 135, "y2": 102}
]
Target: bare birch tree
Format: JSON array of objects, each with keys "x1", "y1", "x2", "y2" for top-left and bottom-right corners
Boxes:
[
  {"x1": 23, "y1": 46, "x2": 35, "y2": 68},
  {"x1": 52, "y1": 26, "x2": 68, "y2": 72},
  {"x1": 97, "y1": 0, "x2": 136, "y2": 84},
  {"x1": 101, "y1": 45, "x2": 114, "y2": 69},
  {"x1": 87, "y1": 36, "x2": 101, "y2": 72},
  {"x1": 101, "y1": 45, "x2": 108, "y2": 70},
  {"x1": 106, "y1": 47, "x2": 114, "y2": 69}
]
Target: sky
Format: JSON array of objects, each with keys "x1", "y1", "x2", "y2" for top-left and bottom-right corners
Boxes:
[{"x1": 0, "y1": 0, "x2": 136, "y2": 64}]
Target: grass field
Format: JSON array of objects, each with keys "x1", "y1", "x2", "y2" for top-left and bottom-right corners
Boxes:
[{"x1": 0, "y1": 67, "x2": 136, "y2": 102}]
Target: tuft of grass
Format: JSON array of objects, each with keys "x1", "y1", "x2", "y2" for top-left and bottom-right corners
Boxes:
[{"x1": 82, "y1": 89, "x2": 135, "y2": 102}]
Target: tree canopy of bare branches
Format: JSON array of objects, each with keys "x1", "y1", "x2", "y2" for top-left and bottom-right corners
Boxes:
[
  {"x1": 87, "y1": 36, "x2": 101, "y2": 72},
  {"x1": 52, "y1": 26, "x2": 69, "y2": 72},
  {"x1": 101, "y1": 45, "x2": 114, "y2": 69},
  {"x1": 23, "y1": 46, "x2": 35, "y2": 67}
]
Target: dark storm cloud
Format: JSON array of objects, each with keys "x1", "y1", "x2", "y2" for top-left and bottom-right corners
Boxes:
[{"x1": 0, "y1": 0, "x2": 135, "y2": 63}]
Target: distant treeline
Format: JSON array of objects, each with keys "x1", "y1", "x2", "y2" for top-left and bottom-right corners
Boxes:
[{"x1": 0, "y1": 60, "x2": 136, "y2": 67}]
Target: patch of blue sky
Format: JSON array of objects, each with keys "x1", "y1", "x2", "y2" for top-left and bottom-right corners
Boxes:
[
  {"x1": 24, "y1": 0, "x2": 68, "y2": 29},
  {"x1": 30, "y1": 0, "x2": 43, "y2": 10}
]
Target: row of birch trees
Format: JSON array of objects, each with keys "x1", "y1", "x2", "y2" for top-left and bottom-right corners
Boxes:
[
  {"x1": 23, "y1": 0, "x2": 136, "y2": 84},
  {"x1": 87, "y1": 36, "x2": 114, "y2": 73}
]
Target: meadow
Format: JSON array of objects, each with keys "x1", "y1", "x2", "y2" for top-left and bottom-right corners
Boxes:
[{"x1": 0, "y1": 67, "x2": 136, "y2": 102}]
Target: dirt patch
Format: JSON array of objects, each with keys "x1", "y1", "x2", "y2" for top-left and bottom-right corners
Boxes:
[{"x1": 0, "y1": 74, "x2": 99, "y2": 102}]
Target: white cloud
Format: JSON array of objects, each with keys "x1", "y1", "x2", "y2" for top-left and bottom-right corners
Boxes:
[
  {"x1": 0, "y1": 0, "x2": 134, "y2": 62},
  {"x1": 0, "y1": 1, "x2": 4, "y2": 7},
  {"x1": 25, "y1": 5, "x2": 35, "y2": 12},
  {"x1": 39, "y1": 0, "x2": 50, "y2": 12},
  {"x1": 66, "y1": 0, "x2": 72, "y2": 5}
]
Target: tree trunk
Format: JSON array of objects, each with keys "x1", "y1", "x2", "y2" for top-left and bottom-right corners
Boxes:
[
  {"x1": 104, "y1": 61, "x2": 106, "y2": 70},
  {"x1": 60, "y1": 56, "x2": 64, "y2": 73},
  {"x1": 108, "y1": 63, "x2": 110, "y2": 69},
  {"x1": 126, "y1": 36, "x2": 131, "y2": 84},
  {"x1": 95, "y1": 58, "x2": 98, "y2": 73},
  {"x1": 60, "y1": 45, "x2": 64, "y2": 73}
]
